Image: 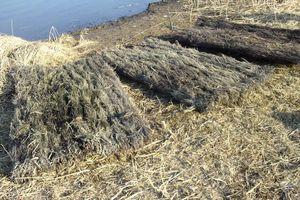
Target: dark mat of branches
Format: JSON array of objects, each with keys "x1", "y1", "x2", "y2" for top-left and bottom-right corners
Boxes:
[
  {"x1": 9, "y1": 57, "x2": 149, "y2": 178},
  {"x1": 102, "y1": 38, "x2": 272, "y2": 111},
  {"x1": 0, "y1": 73, "x2": 15, "y2": 175},
  {"x1": 162, "y1": 17, "x2": 300, "y2": 64}
]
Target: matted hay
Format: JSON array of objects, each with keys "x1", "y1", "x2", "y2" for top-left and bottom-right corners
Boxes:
[
  {"x1": 9, "y1": 56, "x2": 149, "y2": 178},
  {"x1": 102, "y1": 38, "x2": 272, "y2": 111},
  {"x1": 163, "y1": 17, "x2": 300, "y2": 64}
]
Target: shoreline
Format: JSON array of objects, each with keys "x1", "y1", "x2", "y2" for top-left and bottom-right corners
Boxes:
[{"x1": 70, "y1": 0, "x2": 188, "y2": 49}]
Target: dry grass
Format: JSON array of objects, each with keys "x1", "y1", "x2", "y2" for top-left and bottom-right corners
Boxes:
[
  {"x1": 0, "y1": 34, "x2": 95, "y2": 93},
  {"x1": 0, "y1": 0, "x2": 300, "y2": 199},
  {"x1": 0, "y1": 34, "x2": 96, "y2": 176},
  {"x1": 185, "y1": 0, "x2": 300, "y2": 29},
  {"x1": 0, "y1": 65, "x2": 299, "y2": 199}
]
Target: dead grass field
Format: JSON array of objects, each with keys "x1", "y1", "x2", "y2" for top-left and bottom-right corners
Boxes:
[{"x1": 0, "y1": 0, "x2": 299, "y2": 199}]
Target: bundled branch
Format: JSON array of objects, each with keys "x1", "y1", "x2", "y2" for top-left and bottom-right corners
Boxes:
[
  {"x1": 102, "y1": 38, "x2": 272, "y2": 111},
  {"x1": 9, "y1": 56, "x2": 149, "y2": 178},
  {"x1": 163, "y1": 17, "x2": 300, "y2": 64}
]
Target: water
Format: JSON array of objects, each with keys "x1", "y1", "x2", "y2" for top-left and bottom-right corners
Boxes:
[{"x1": 0, "y1": 0, "x2": 158, "y2": 40}]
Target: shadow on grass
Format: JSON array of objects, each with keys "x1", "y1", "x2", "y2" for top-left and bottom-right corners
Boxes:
[
  {"x1": 0, "y1": 73, "x2": 15, "y2": 175},
  {"x1": 273, "y1": 111, "x2": 300, "y2": 130},
  {"x1": 119, "y1": 76, "x2": 178, "y2": 107}
]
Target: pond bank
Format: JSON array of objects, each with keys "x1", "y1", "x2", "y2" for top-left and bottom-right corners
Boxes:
[
  {"x1": 71, "y1": 0, "x2": 189, "y2": 50},
  {"x1": 0, "y1": 0, "x2": 160, "y2": 40}
]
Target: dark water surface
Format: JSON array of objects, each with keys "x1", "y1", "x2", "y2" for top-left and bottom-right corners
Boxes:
[{"x1": 0, "y1": 0, "x2": 158, "y2": 40}]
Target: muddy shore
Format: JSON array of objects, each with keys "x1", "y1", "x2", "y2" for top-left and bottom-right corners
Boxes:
[{"x1": 71, "y1": 0, "x2": 190, "y2": 49}]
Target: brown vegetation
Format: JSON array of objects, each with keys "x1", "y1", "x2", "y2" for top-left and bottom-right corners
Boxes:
[
  {"x1": 9, "y1": 57, "x2": 149, "y2": 178},
  {"x1": 163, "y1": 17, "x2": 300, "y2": 63},
  {"x1": 102, "y1": 38, "x2": 272, "y2": 111},
  {"x1": 0, "y1": 0, "x2": 299, "y2": 199}
]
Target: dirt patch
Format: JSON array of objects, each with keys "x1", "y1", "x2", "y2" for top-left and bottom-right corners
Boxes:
[{"x1": 9, "y1": 56, "x2": 149, "y2": 178}]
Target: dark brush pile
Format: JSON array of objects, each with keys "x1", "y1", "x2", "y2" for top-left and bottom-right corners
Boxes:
[
  {"x1": 195, "y1": 17, "x2": 300, "y2": 43},
  {"x1": 0, "y1": 73, "x2": 15, "y2": 175},
  {"x1": 162, "y1": 17, "x2": 300, "y2": 64},
  {"x1": 102, "y1": 38, "x2": 272, "y2": 111},
  {"x1": 9, "y1": 56, "x2": 149, "y2": 177}
]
